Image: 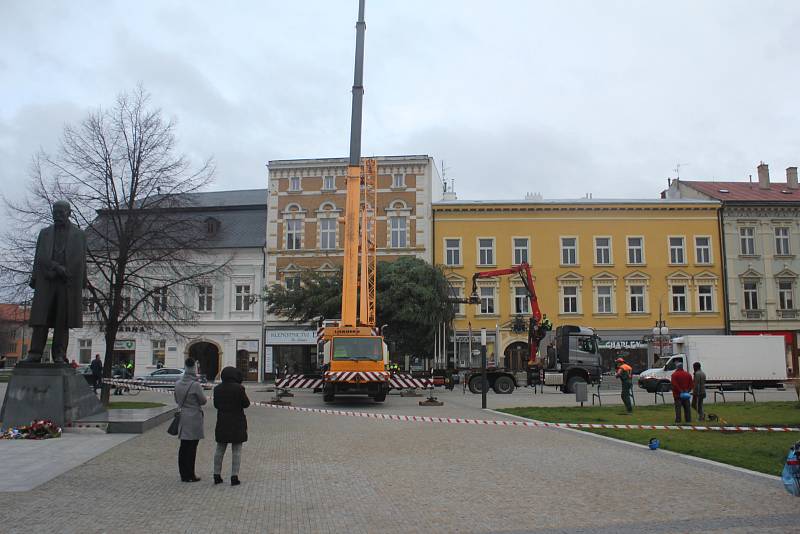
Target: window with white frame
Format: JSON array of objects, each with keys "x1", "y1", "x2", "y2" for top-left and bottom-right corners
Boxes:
[
  {"x1": 449, "y1": 284, "x2": 465, "y2": 316},
  {"x1": 740, "y1": 227, "x2": 756, "y2": 255},
  {"x1": 562, "y1": 286, "x2": 578, "y2": 314},
  {"x1": 152, "y1": 287, "x2": 168, "y2": 312},
  {"x1": 285, "y1": 276, "x2": 301, "y2": 290},
  {"x1": 479, "y1": 286, "x2": 495, "y2": 314},
  {"x1": 152, "y1": 339, "x2": 166, "y2": 366},
  {"x1": 286, "y1": 219, "x2": 302, "y2": 250},
  {"x1": 445, "y1": 239, "x2": 461, "y2": 266},
  {"x1": 561, "y1": 237, "x2": 577, "y2": 265},
  {"x1": 198, "y1": 285, "x2": 213, "y2": 312},
  {"x1": 478, "y1": 238, "x2": 495, "y2": 266},
  {"x1": 595, "y1": 237, "x2": 611, "y2": 265},
  {"x1": 392, "y1": 173, "x2": 405, "y2": 188},
  {"x1": 389, "y1": 216, "x2": 407, "y2": 248},
  {"x1": 697, "y1": 284, "x2": 714, "y2": 312},
  {"x1": 670, "y1": 284, "x2": 688, "y2": 312},
  {"x1": 628, "y1": 285, "x2": 646, "y2": 313},
  {"x1": 775, "y1": 227, "x2": 791, "y2": 256},
  {"x1": 743, "y1": 281, "x2": 759, "y2": 310},
  {"x1": 83, "y1": 296, "x2": 96, "y2": 314},
  {"x1": 320, "y1": 218, "x2": 337, "y2": 250},
  {"x1": 289, "y1": 176, "x2": 301, "y2": 191},
  {"x1": 323, "y1": 175, "x2": 335, "y2": 190},
  {"x1": 235, "y1": 284, "x2": 252, "y2": 311},
  {"x1": 596, "y1": 285, "x2": 613, "y2": 314},
  {"x1": 669, "y1": 237, "x2": 686, "y2": 264},
  {"x1": 627, "y1": 237, "x2": 644, "y2": 265},
  {"x1": 695, "y1": 236, "x2": 712, "y2": 264},
  {"x1": 779, "y1": 280, "x2": 794, "y2": 310},
  {"x1": 79, "y1": 339, "x2": 92, "y2": 364},
  {"x1": 514, "y1": 286, "x2": 530, "y2": 315},
  {"x1": 513, "y1": 238, "x2": 529, "y2": 265}
]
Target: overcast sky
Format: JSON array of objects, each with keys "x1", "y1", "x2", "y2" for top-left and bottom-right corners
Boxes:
[{"x1": 1, "y1": 0, "x2": 799, "y2": 208}]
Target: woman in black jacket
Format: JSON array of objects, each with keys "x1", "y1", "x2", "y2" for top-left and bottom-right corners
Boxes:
[{"x1": 212, "y1": 366, "x2": 250, "y2": 486}]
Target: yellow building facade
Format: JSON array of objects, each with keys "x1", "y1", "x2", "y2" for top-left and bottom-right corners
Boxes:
[{"x1": 433, "y1": 199, "x2": 725, "y2": 372}]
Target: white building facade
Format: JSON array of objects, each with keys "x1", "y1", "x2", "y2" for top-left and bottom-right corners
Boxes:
[
  {"x1": 68, "y1": 190, "x2": 267, "y2": 381},
  {"x1": 665, "y1": 164, "x2": 800, "y2": 374}
]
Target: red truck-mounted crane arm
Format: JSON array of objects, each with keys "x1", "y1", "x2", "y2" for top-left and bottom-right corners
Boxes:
[{"x1": 467, "y1": 262, "x2": 546, "y2": 365}]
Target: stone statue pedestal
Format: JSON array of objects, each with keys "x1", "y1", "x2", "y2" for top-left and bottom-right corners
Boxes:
[{"x1": 0, "y1": 363, "x2": 106, "y2": 428}]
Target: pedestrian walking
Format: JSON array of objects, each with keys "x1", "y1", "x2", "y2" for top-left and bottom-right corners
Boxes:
[
  {"x1": 615, "y1": 357, "x2": 633, "y2": 414},
  {"x1": 212, "y1": 366, "x2": 250, "y2": 486},
  {"x1": 90, "y1": 354, "x2": 103, "y2": 394},
  {"x1": 70, "y1": 359, "x2": 79, "y2": 369},
  {"x1": 174, "y1": 357, "x2": 207, "y2": 482},
  {"x1": 670, "y1": 362, "x2": 694, "y2": 424},
  {"x1": 692, "y1": 362, "x2": 707, "y2": 421}
]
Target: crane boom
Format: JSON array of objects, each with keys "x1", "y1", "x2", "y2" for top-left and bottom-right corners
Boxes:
[
  {"x1": 341, "y1": 0, "x2": 368, "y2": 327},
  {"x1": 468, "y1": 262, "x2": 546, "y2": 365}
]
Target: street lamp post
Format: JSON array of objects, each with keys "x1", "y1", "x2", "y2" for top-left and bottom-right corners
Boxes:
[{"x1": 652, "y1": 302, "x2": 669, "y2": 365}]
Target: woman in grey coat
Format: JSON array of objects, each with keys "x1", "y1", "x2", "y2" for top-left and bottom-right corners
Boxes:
[{"x1": 173, "y1": 358, "x2": 207, "y2": 482}]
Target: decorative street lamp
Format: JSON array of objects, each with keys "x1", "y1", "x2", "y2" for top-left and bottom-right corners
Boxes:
[{"x1": 652, "y1": 301, "x2": 669, "y2": 363}]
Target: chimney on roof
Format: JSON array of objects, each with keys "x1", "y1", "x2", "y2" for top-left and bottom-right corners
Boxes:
[
  {"x1": 787, "y1": 167, "x2": 798, "y2": 190},
  {"x1": 757, "y1": 162, "x2": 770, "y2": 190}
]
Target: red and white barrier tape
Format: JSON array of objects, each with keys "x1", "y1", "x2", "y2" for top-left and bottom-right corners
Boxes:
[
  {"x1": 106, "y1": 380, "x2": 800, "y2": 433},
  {"x1": 254, "y1": 403, "x2": 800, "y2": 433},
  {"x1": 103, "y1": 378, "x2": 213, "y2": 391}
]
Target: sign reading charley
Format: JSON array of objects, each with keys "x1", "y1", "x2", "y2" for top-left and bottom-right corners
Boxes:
[
  {"x1": 0, "y1": 200, "x2": 103, "y2": 428},
  {"x1": 23, "y1": 200, "x2": 87, "y2": 364}
]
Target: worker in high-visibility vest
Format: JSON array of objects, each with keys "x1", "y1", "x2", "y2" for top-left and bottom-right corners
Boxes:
[{"x1": 615, "y1": 357, "x2": 633, "y2": 413}]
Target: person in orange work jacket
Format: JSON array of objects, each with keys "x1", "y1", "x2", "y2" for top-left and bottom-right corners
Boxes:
[{"x1": 615, "y1": 357, "x2": 633, "y2": 413}]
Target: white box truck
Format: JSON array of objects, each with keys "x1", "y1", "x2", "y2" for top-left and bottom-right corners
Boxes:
[{"x1": 638, "y1": 335, "x2": 787, "y2": 393}]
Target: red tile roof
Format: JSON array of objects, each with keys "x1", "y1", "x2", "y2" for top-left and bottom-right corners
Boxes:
[
  {"x1": 680, "y1": 181, "x2": 800, "y2": 202},
  {"x1": 0, "y1": 304, "x2": 29, "y2": 322}
]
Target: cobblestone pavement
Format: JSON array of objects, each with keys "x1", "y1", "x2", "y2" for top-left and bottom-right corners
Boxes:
[{"x1": 1, "y1": 386, "x2": 799, "y2": 533}]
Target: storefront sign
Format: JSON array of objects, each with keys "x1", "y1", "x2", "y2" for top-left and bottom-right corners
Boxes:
[
  {"x1": 113, "y1": 339, "x2": 136, "y2": 351},
  {"x1": 265, "y1": 330, "x2": 317, "y2": 345},
  {"x1": 264, "y1": 346, "x2": 274, "y2": 373},
  {"x1": 237, "y1": 340, "x2": 259, "y2": 352},
  {"x1": 598, "y1": 340, "x2": 648, "y2": 350}
]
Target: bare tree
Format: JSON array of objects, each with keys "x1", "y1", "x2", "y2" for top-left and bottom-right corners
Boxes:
[{"x1": 1, "y1": 87, "x2": 226, "y2": 404}]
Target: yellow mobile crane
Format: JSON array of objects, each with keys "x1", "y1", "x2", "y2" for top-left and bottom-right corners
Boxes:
[{"x1": 320, "y1": 0, "x2": 389, "y2": 403}]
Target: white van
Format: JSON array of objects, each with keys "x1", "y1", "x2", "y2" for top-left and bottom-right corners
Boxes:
[{"x1": 638, "y1": 335, "x2": 786, "y2": 393}]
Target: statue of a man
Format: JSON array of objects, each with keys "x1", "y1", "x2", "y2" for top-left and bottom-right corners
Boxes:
[{"x1": 23, "y1": 200, "x2": 87, "y2": 364}]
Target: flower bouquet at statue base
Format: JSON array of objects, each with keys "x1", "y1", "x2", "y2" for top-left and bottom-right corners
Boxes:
[{"x1": 0, "y1": 419, "x2": 62, "y2": 440}]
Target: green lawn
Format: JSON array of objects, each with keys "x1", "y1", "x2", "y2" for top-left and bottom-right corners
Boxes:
[
  {"x1": 500, "y1": 402, "x2": 800, "y2": 476},
  {"x1": 107, "y1": 402, "x2": 165, "y2": 410},
  {"x1": 501, "y1": 402, "x2": 800, "y2": 427}
]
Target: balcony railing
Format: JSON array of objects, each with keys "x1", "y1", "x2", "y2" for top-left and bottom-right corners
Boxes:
[
  {"x1": 743, "y1": 309, "x2": 763, "y2": 319},
  {"x1": 778, "y1": 309, "x2": 797, "y2": 319}
]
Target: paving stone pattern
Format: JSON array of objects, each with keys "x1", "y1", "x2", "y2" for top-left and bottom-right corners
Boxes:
[{"x1": 1, "y1": 387, "x2": 798, "y2": 533}]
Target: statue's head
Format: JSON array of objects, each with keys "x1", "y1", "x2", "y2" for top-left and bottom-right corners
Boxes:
[{"x1": 52, "y1": 201, "x2": 71, "y2": 226}]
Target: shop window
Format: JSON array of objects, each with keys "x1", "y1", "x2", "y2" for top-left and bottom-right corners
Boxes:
[{"x1": 152, "y1": 339, "x2": 166, "y2": 366}]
